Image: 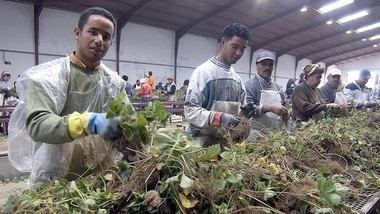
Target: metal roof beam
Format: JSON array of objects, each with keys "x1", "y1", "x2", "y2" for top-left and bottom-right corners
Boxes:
[
  {"x1": 176, "y1": 0, "x2": 246, "y2": 39},
  {"x1": 327, "y1": 49, "x2": 380, "y2": 66},
  {"x1": 312, "y1": 42, "x2": 378, "y2": 64},
  {"x1": 278, "y1": 18, "x2": 380, "y2": 57},
  {"x1": 302, "y1": 29, "x2": 380, "y2": 59},
  {"x1": 250, "y1": 5, "x2": 367, "y2": 51},
  {"x1": 117, "y1": 0, "x2": 152, "y2": 29},
  {"x1": 247, "y1": 0, "x2": 325, "y2": 30}
]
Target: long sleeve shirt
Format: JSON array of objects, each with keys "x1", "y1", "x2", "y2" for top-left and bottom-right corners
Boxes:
[
  {"x1": 319, "y1": 83, "x2": 336, "y2": 103},
  {"x1": 343, "y1": 81, "x2": 370, "y2": 108},
  {"x1": 244, "y1": 75, "x2": 285, "y2": 117},
  {"x1": 184, "y1": 56, "x2": 247, "y2": 136},
  {"x1": 291, "y1": 82, "x2": 328, "y2": 122}
]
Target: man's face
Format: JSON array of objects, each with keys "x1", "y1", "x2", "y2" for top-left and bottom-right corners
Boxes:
[
  {"x1": 358, "y1": 77, "x2": 369, "y2": 86},
  {"x1": 218, "y1": 36, "x2": 247, "y2": 65},
  {"x1": 74, "y1": 15, "x2": 114, "y2": 68},
  {"x1": 327, "y1": 74, "x2": 340, "y2": 89},
  {"x1": 256, "y1": 59, "x2": 274, "y2": 81}
]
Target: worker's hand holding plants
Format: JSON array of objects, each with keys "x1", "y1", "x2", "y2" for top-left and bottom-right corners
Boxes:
[
  {"x1": 87, "y1": 113, "x2": 122, "y2": 141},
  {"x1": 221, "y1": 113, "x2": 240, "y2": 127},
  {"x1": 241, "y1": 103, "x2": 256, "y2": 118}
]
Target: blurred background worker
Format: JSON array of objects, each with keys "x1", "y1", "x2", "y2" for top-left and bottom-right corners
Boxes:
[
  {"x1": 343, "y1": 69, "x2": 378, "y2": 110},
  {"x1": 319, "y1": 68, "x2": 342, "y2": 103},
  {"x1": 164, "y1": 77, "x2": 177, "y2": 101},
  {"x1": 290, "y1": 64, "x2": 344, "y2": 132}
]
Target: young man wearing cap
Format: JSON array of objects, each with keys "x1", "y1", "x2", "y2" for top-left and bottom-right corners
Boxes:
[
  {"x1": 184, "y1": 23, "x2": 253, "y2": 148},
  {"x1": 319, "y1": 68, "x2": 342, "y2": 103},
  {"x1": 244, "y1": 52, "x2": 288, "y2": 133},
  {"x1": 343, "y1": 69, "x2": 377, "y2": 109}
]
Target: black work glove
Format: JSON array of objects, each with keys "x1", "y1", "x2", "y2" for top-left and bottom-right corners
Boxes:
[
  {"x1": 241, "y1": 103, "x2": 256, "y2": 118},
  {"x1": 220, "y1": 113, "x2": 240, "y2": 127}
]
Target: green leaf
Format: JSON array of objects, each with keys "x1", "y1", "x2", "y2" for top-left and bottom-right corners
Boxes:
[
  {"x1": 200, "y1": 144, "x2": 221, "y2": 162},
  {"x1": 137, "y1": 113, "x2": 148, "y2": 126},
  {"x1": 334, "y1": 183, "x2": 348, "y2": 196},
  {"x1": 214, "y1": 166, "x2": 226, "y2": 179},
  {"x1": 225, "y1": 174, "x2": 237, "y2": 184},
  {"x1": 1, "y1": 195, "x2": 17, "y2": 211},
  {"x1": 264, "y1": 189, "x2": 276, "y2": 201},
  {"x1": 85, "y1": 199, "x2": 98, "y2": 210},
  {"x1": 20, "y1": 195, "x2": 33, "y2": 207},
  {"x1": 215, "y1": 179, "x2": 226, "y2": 191},
  {"x1": 180, "y1": 174, "x2": 194, "y2": 189},
  {"x1": 329, "y1": 192, "x2": 341, "y2": 205},
  {"x1": 319, "y1": 165, "x2": 330, "y2": 175},
  {"x1": 165, "y1": 174, "x2": 179, "y2": 184},
  {"x1": 317, "y1": 177, "x2": 335, "y2": 194},
  {"x1": 219, "y1": 151, "x2": 231, "y2": 160}
]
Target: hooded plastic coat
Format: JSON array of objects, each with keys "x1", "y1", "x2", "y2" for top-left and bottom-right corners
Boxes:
[{"x1": 7, "y1": 56, "x2": 125, "y2": 187}]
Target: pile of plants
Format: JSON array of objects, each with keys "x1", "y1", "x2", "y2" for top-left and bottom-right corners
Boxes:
[{"x1": 2, "y1": 96, "x2": 380, "y2": 213}]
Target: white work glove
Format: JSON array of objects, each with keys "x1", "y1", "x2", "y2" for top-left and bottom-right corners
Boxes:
[{"x1": 220, "y1": 113, "x2": 240, "y2": 127}]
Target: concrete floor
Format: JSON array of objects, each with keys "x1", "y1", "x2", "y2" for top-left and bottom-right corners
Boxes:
[{"x1": 0, "y1": 181, "x2": 27, "y2": 206}]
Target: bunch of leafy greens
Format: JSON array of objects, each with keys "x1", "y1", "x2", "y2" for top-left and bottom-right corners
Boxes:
[{"x1": 2, "y1": 95, "x2": 380, "y2": 213}]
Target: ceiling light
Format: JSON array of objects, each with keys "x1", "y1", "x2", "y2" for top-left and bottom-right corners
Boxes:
[
  {"x1": 338, "y1": 11, "x2": 369, "y2": 24},
  {"x1": 356, "y1": 22, "x2": 380, "y2": 33},
  {"x1": 370, "y1": 34, "x2": 380, "y2": 41},
  {"x1": 362, "y1": 38, "x2": 367, "y2": 41},
  {"x1": 319, "y1": 0, "x2": 354, "y2": 13},
  {"x1": 326, "y1": 20, "x2": 333, "y2": 24},
  {"x1": 346, "y1": 30, "x2": 352, "y2": 34},
  {"x1": 300, "y1": 6, "x2": 308, "y2": 12},
  {"x1": 374, "y1": 44, "x2": 378, "y2": 47}
]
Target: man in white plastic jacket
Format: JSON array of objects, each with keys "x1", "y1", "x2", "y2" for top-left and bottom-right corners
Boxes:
[
  {"x1": 184, "y1": 23, "x2": 254, "y2": 148},
  {"x1": 8, "y1": 7, "x2": 129, "y2": 188},
  {"x1": 343, "y1": 69, "x2": 378, "y2": 109}
]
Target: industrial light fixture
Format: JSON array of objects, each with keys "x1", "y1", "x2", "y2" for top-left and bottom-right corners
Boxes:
[
  {"x1": 374, "y1": 44, "x2": 378, "y2": 47},
  {"x1": 369, "y1": 34, "x2": 380, "y2": 41},
  {"x1": 346, "y1": 30, "x2": 352, "y2": 34},
  {"x1": 319, "y1": 0, "x2": 354, "y2": 13},
  {"x1": 300, "y1": 6, "x2": 308, "y2": 12},
  {"x1": 356, "y1": 22, "x2": 380, "y2": 33},
  {"x1": 326, "y1": 20, "x2": 334, "y2": 25},
  {"x1": 362, "y1": 38, "x2": 367, "y2": 41},
  {"x1": 338, "y1": 11, "x2": 368, "y2": 24}
]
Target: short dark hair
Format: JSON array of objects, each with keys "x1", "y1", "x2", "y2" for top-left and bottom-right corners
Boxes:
[
  {"x1": 78, "y1": 7, "x2": 116, "y2": 38},
  {"x1": 122, "y1": 75, "x2": 128, "y2": 81},
  {"x1": 223, "y1": 23, "x2": 251, "y2": 41},
  {"x1": 149, "y1": 71, "x2": 152, "y2": 75},
  {"x1": 183, "y1": 79, "x2": 189, "y2": 86}
]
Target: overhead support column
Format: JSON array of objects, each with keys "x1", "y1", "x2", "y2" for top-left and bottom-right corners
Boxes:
[
  {"x1": 115, "y1": 0, "x2": 151, "y2": 73},
  {"x1": 249, "y1": 48, "x2": 254, "y2": 78},
  {"x1": 274, "y1": 55, "x2": 279, "y2": 81},
  {"x1": 173, "y1": 0, "x2": 246, "y2": 83},
  {"x1": 33, "y1": 0, "x2": 45, "y2": 65}
]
